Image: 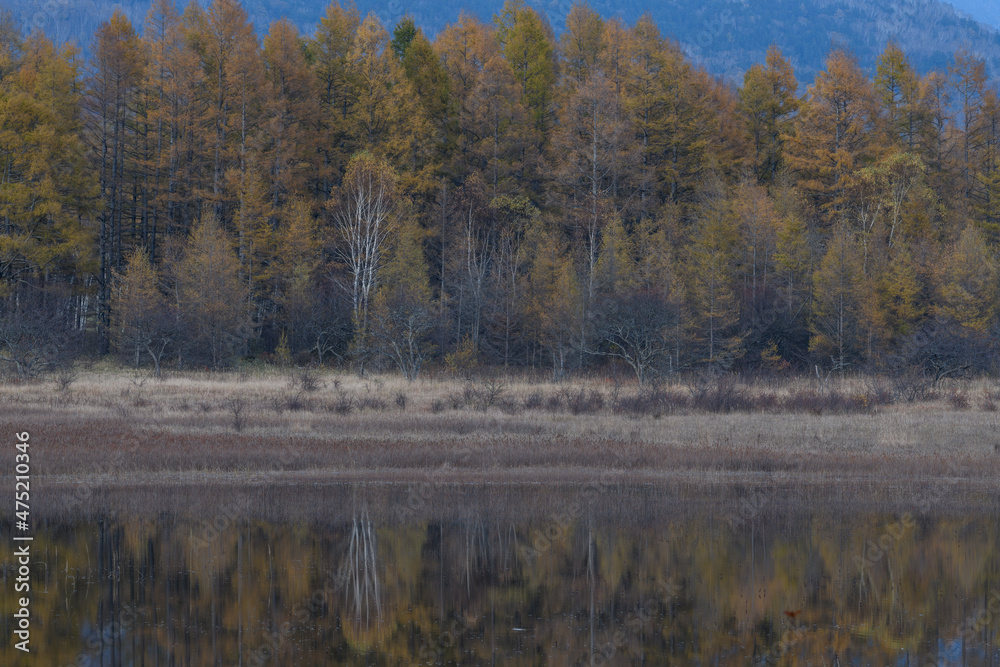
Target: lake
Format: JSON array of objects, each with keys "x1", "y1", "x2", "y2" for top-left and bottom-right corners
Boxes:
[{"x1": 2, "y1": 482, "x2": 999, "y2": 665}]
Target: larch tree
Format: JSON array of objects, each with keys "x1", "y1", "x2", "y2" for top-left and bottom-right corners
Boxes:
[
  {"x1": 550, "y1": 70, "x2": 635, "y2": 313},
  {"x1": 687, "y1": 191, "x2": 742, "y2": 366},
  {"x1": 559, "y1": 3, "x2": 604, "y2": 91},
  {"x1": 950, "y1": 48, "x2": 987, "y2": 208},
  {"x1": 0, "y1": 33, "x2": 95, "y2": 293},
  {"x1": 786, "y1": 49, "x2": 883, "y2": 222},
  {"x1": 873, "y1": 243, "x2": 922, "y2": 348},
  {"x1": 396, "y1": 22, "x2": 455, "y2": 173},
  {"x1": 738, "y1": 45, "x2": 798, "y2": 183},
  {"x1": 916, "y1": 69, "x2": 957, "y2": 204},
  {"x1": 272, "y1": 198, "x2": 321, "y2": 352},
  {"x1": 261, "y1": 19, "x2": 319, "y2": 210},
  {"x1": 85, "y1": 10, "x2": 146, "y2": 354},
  {"x1": 935, "y1": 224, "x2": 999, "y2": 332},
  {"x1": 369, "y1": 216, "x2": 435, "y2": 379},
  {"x1": 142, "y1": 0, "x2": 187, "y2": 259},
  {"x1": 110, "y1": 247, "x2": 173, "y2": 375},
  {"x1": 348, "y1": 14, "x2": 429, "y2": 191},
  {"x1": 464, "y1": 47, "x2": 536, "y2": 196},
  {"x1": 494, "y1": 0, "x2": 557, "y2": 132},
  {"x1": 874, "y1": 41, "x2": 921, "y2": 150},
  {"x1": 310, "y1": 1, "x2": 360, "y2": 195},
  {"x1": 522, "y1": 215, "x2": 581, "y2": 377},
  {"x1": 810, "y1": 222, "x2": 865, "y2": 373},
  {"x1": 198, "y1": 0, "x2": 261, "y2": 218},
  {"x1": 173, "y1": 213, "x2": 251, "y2": 368}
]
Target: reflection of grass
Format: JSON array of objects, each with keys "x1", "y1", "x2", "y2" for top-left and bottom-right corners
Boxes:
[{"x1": 3, "y1": 370, "x2": 1000, "y2": 486}]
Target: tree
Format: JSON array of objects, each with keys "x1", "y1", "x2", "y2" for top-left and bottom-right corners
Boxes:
[
  {"x1": 951, "y1": 48, "x2": 987, "y2": 207},
  {"x1": 310, "y1": 0, "x2": 360, "y2": 194},
  {"x1": 810, "y1": 223, "x2": 864, "y2": 373},
  {"x1": 331, "y1": 152, "x2": 399, "y2": 334},
  {"x1": 463, "y1": 47, "x2": 535, "y2": 196},
  {"x1": 369, "y1": 217, "x2": 434, "y2": 379},
  {"x1": 481, "y1": 193, "x2": 535, "y2": 367},
  {"x1": 348, "y1": 14, "x2": 430, "y2": 195},
  {"x1": 390, "y1": 16, "x2": 417, "y2": 61},
  {"x1": 560, "y1": 3, "x2": 603, "y2": 89},
  {"x1": 935, "y1": 224, "x2": 999, "y2": 332},
  {"x1": 198, "y1": 0, "x2": 262, "y2": 216},
  {"x1": 595, "y1": 290, "x2": 680, "y2": 383},
  {"x1": 874, "y1": 41, "x2": 920, "y2": 150},
  {"x1": 0, "y1": 33, "x2": 95, "y2": 297},
  {"x1": 272, "y1": 198, "x2": 321, "y2": 354},
  {"x1": 85, "y1": 10, "x2": 147, "y2": 355},
  {"x1": 687, "y1": 191, "x2": 742, "y2": 366},
  {"x1": 738, "y1": 45, "x2": 798, "y2": 183},
  {"x1": 623, "y1": 17, "x2": 720, "y2": 204},
  {"x1": 398, "y1": 25, "x2": 454, "y2": 168},
  {"x1": 522, "y1": 216, "x2": 581, "y2": 377},
  {"x1": 0, "y1": 287, "x2": 80, "y2": 378},
  {"x1": 261, "y1": 19, "x2": 320, "y2": 211},
  {"x1": 494, "y1": 0, "x2": 556, "y2": 132},
  {"x1": 550, "y1": 71, "x2": 635, "y2": 312},
  {"x1": 786, "y1": 49, "x2": 883, "y2": 220},
  {"x1": 916, "y1": 69, "x2": 956, "y2": 204},
  {"x1": 873, "y1": 244, "x2": 922, "y2": 346},
  {"x1": 110, "y1": 248, "x2": 174, "y2": 376},
  {"x1": 173, "y1": 214, "x2": 250, "y2": 367}
]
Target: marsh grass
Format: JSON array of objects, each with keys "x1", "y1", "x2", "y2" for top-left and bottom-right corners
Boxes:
[{"x1": 4, "y1": 368, "x2": 1000, "y2": 487}]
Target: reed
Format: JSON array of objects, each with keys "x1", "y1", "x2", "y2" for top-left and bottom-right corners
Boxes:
[{"x1": 3, "y1": 368, "x2": 999, "y2": 488}]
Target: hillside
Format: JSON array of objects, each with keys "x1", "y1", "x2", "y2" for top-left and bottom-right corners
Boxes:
[
  {"x1": 7, "y1": 0, "x2": 1000, "y2": 81},
  {"x1": 948, "y1": 0, "x2": 1000, "y2": 31}
]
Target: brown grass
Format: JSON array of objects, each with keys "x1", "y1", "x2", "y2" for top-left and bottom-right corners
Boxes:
[{"x1": 3, "y1": 368, "x2": 1000, "y2": 490}]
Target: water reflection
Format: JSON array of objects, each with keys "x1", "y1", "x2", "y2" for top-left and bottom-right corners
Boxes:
[{"x1": 1, "y1": 485, "x2": 999, "y2": 665}]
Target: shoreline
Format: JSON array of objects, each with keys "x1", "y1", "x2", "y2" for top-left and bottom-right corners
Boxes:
[{"x1": 4, "y1": 370, "x2": 1000, "y2": 499}]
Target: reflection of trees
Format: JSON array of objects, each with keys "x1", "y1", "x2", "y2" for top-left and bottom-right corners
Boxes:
[
  {"x1": 462, "y1": 516, "x2": 520, "y2": 592},
  {"x1": 5, "y1": 510, "x2": 1000, "y2": 664},
  {"x1": 345, "y1": 512, "x2": 381, "y2": 626}
]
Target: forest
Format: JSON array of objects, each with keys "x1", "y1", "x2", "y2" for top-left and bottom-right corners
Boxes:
[{"x1": 2, "y1": 0, "x2": 1000, "y2": 383}]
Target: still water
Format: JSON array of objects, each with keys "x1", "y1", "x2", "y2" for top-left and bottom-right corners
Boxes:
[{"x1": 1, "y1": 482, "x2": 999, "y2": 665}]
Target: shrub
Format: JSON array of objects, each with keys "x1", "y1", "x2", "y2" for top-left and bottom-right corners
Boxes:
[
  {"x1": 523, "y1": 392, "x2": 544, "y2": 410},
  {"x1": 567, "y1": 388, "x2": 605, "y2": 415}
]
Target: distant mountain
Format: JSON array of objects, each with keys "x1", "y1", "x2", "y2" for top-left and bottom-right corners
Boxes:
[
  {"x1": 947, "y1": 0, "x2": 1000, "y2": 31},
  {"x1": 7, "y1": 0, "x2": 1000, "y2": 83}
]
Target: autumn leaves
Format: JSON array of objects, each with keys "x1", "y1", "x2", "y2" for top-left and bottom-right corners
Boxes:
[{"x1": 4, "y1": 0, "x2": 1000, "y2": 379}]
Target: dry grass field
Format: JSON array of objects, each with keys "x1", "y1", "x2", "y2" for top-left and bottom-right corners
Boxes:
[{"x1": 3, "y1": 366, "x2": 1000, "y2": 494}]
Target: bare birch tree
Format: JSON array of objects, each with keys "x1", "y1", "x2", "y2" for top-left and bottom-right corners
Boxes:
[{"x1": 332, "y1": 152, "x2": 399, "y2": 333}]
